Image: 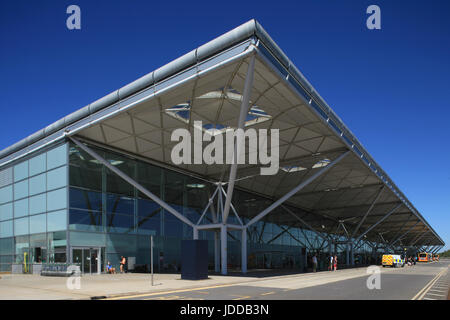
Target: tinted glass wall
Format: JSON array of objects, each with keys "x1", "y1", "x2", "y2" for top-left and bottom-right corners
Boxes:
[{"x1": 0, "y1": 144, "x2": 68, "y2": 271}]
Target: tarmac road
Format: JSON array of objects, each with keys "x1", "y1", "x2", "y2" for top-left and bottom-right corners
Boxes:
[{"x1": 108, "y1": 260, "x2": 449, "y2": 300}]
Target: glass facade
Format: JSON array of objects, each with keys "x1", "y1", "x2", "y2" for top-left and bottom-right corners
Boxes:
[
  {"x1": 0, "y1": 140, "x2": 373, "y2": 273},
  {"x1": 0, "y1": 143, "x2": 68, "y2": 271}
]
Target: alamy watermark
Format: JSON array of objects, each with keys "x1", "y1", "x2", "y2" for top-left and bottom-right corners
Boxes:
[
  {"x1": 366, "y1": 5, "x2": 381, "y2": 30},
  {"x1": 170, "y1": 121, "x2": 280, "y2": 175},
  {"x1": 66, "y1": 5, "x2": 81, "y2": 30},
  {"x1": 366, "y1": 265, "x2": 381, "y2": 290},
  {"x1": 66, "y1": 265, "x2": 81, "y2": 290}
]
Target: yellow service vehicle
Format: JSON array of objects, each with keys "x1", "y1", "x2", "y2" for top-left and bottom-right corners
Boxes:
[{"x1": 382, "y1": 254, "x2": 405, "y2": 268}]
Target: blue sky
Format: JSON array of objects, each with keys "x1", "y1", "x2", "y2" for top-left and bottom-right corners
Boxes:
[{"x1": 1, "y1": 0, "x2": 449, "y2": 251}]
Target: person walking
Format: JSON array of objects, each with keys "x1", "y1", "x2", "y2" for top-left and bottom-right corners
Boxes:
[
  {"x1": 329, "y1": 255, "x2": 333, "y2": 271},
  {"x1": 333, "y1": 255, "x2": 338, "y2": 271}
]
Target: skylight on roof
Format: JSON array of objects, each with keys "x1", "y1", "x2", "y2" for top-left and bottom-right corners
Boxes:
[
  {"x1": 312, "y1": 159, "x2": 330, "y2": 169},
  {"x1": 281, "y1": 165, "x2": 307, "y2": 173},
  {"x1": 164, "y1": 87, "x2": 272, "y2": 135}
]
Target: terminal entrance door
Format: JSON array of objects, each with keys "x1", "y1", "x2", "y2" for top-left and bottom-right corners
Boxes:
[{"x1": 72, "y1": 248, "x2": 103, "y2": 274}]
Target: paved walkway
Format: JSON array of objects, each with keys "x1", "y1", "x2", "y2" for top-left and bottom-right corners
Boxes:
[{"x1": 0, "y1": 262, "x2": 446, "y2": 300}]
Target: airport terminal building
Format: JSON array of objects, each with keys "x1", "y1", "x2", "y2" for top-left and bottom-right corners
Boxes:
[{"x1": 0, "y1": 20, "x2": 444, "y2": 274}]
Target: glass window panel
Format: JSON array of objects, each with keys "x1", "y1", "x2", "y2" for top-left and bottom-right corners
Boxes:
[
  {"x1": 68, "y1": 231, "x2": 103, "y2": 247},
  {"x1": 164, "y1": 171, "x2": 184, "y2": 207},
  {"x1": 29, "y1": 153, "x2": 46, "y2": 176},
  {"x1": 137, "y1": 212, "x2": 160, "y2": 235},
  {"x1": 0, "y1": 203, "x2": 13, "y2": 221},
  {"x1": 0, "y1": 185, "x2": 13, "y2": 204},
  {"x1": 48, "y1": 231, "x2": 67, "y2": 250},
  {"x1": 0, "y1": 237, "x2": 14, "y2": 254},
  {"x1": 29, "y1": 173, "x2": 46, "y2": 196},
  {"x1": 14, "y1": 198, "x2": 28, "y2": 218},
  {"x1": 29, "y1": 214, "x2": 46, "y2": 234},
  {"x1": 105, "y1": 152, "x2": 135, "y2": 196},
  {"x1": 47, "y1": 144, "x2": 67, "y2": 170},
  {"x1": 14, "y1": 180, "x2": 28, "y2": 200},
  {"x1": 69, "y1": 187, "x2": 102, "y2": 212},
  {"x1": 136, "y1": 162, "x2": 161, "y2": 197},
  {"x1": 47, "y1": 166, "x2": 67, "y2": 191},
  {"x1": 29, "y1": 194, "x2": 46, "y2": 215},
  {"x1": 0, "y1": 220, "x2": 13, "y2": 238},
  {"x1": 164, "y1": 219, "x2": 182, "y2": 238},
  {"x1": 13, "y1": 161, "x2": 28, "y2": 182},
  {"x1": 69, "y1": 165, "x2": 102, "y2": 191},
  {"x1": 47, "y1": 188, "x2": 67, "y2": 211},
  {"x1": 106, "y1": 213, "x2": 134, "y2": 233},
  {"x1": 106, "y1": 194, "x2": 134, "y2": 215},
  {"x1": 138, "y1": 199, "x2": 161, "y2": 217},
  {"x1": 14, "y1": 217, "x2": 29, "y2": 236},
  {"x1": 69, "y1": 209, "x2": 102, "y2": 232},
  {"x1": 47, "y1": 210, "x2": 67, "y2": 232}
]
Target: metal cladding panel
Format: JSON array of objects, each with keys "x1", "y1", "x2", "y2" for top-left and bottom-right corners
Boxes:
[
  {"x1": 118, "y1": 72, "x2": 154, "y2": 100},
  {"x1": 89, "y1": 91, "x2": 120, "y2": 114},
  {"x1": 196, "y1": 20, "x2": 255, "y2": 61},
  {"x1": 153, "y1": 50, "x2": 197, "y2": 83}
]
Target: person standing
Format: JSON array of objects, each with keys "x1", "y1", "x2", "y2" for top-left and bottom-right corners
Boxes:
[
  {"x1": 312, "y1": 254, "x2": 318, "y2": 272},
  {"x1": 119, "y1": 256, "x2": 126, "y2": 273},
  {"x1": 333, "y1": 255, "x2": 338, "y2": 271},
  {"x1": 329, "y1": 255, "x2": 333, "y2": 271}
]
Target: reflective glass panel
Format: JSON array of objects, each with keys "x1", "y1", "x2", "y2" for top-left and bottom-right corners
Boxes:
[
  {"x1": 29, "y1": 153, "x2": 46, "y2": 176},
  {"x1": 0, "y1": 220, "x2": 13, "y2": 238},
  {"x1": 0, "y1": 185, "x2": 13, "y2": 204},
  {"x1": 14, "y1": 180, "x2": 28, "y2": 200},
  {"x1": 47, "y1": 210, "x2": 67, "y2": 232},
  {"x1": 47, "y1": 166, "x2": 67, "y2": 190},
  {"x1": 29, "y1": 173, "x2": 46, "y2": 196},
  {"x1": 14, "y1": 217, "x2": 29, "y2": 236},
  {"x1": 29, "y1": 214, "x2": 46, "y2": 234},
  {"x1": 13, "y1": 161, "x2": 28, "y2": 182},
  {"x1": 14, "y1": 198, "x2": 28, "y2": 218},
  {"x1": 0, "y1": 203, "x2": 13, "y2": 221},
  {"x1": 47, "y1": 188, "x2": 67, "y2": 211},
  {"x1": 47, "y1": 144, "x2": 67, "y2": 170},
  {"x1": 29, "y1": 193, "x2": 46, "y2": 215}
]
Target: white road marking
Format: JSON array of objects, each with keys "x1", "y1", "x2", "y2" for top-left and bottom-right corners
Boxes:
[{"x1": 425, "y1": 292, "x2": 445, "y2": 297}]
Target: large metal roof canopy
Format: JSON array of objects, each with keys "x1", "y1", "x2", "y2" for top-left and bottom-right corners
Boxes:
[{"x1": 0, "y1": 19, "x2": 443, "y2": 250}]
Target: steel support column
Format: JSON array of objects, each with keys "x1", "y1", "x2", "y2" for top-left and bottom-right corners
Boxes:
[
  {"x1": 242, "y1": 228, "x2": 247, "y2": 273},
  {"x1": 214, "y1": 231, "x2": 220, "y2": 272},
  {"x1": 223, "y1": 54, "x2": 256, "y2": 224},
  {"x1": 354, "y1": 203, "x2": 403, "y2": 244},
  {"x1": 246, "y1": 151, "x2": 350, "y2": 227},
  {"x1": 351, "y1": 185, "x2": 385, "y2": 238},
  {"x1": 221, "y1": 224, "x2": 228, "y2": 275},
  {"x1": 389, "y1": 222, "x2": 419, "y2": 247}
]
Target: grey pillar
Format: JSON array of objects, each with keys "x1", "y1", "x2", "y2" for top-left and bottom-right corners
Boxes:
[
  {"x1": 350, "y1": 243, "x2": 354, "y2": 266},
  {"x1": 193, "y1": 227, "x2": 199, "y2": 240},
  {"x1": 346, "y1": 243, "x2": 350, "y2": 266},
  {"x1": 242, "y1": 228, "x2": 247, "y2": 274},
  {"x1": 221, "y1": 225, "x2": 227, "y2": 275},
  {"x1": 214, "y1": 231, "x2": 220, "y2": 273}
]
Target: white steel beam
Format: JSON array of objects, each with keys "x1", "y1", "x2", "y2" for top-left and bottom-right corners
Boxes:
[
  {"x1": 223, "y1": 54, "x2": 256, "y2": 224},
  {"x1": 245, "y1": 151, "x2": 350, "y2": 227},
  {"x1": 354, "y1": 203, "x2": 403, "y2": 243},
  {"x1": 351, "y1": 186, "x2": 385, "y2": 238}
]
